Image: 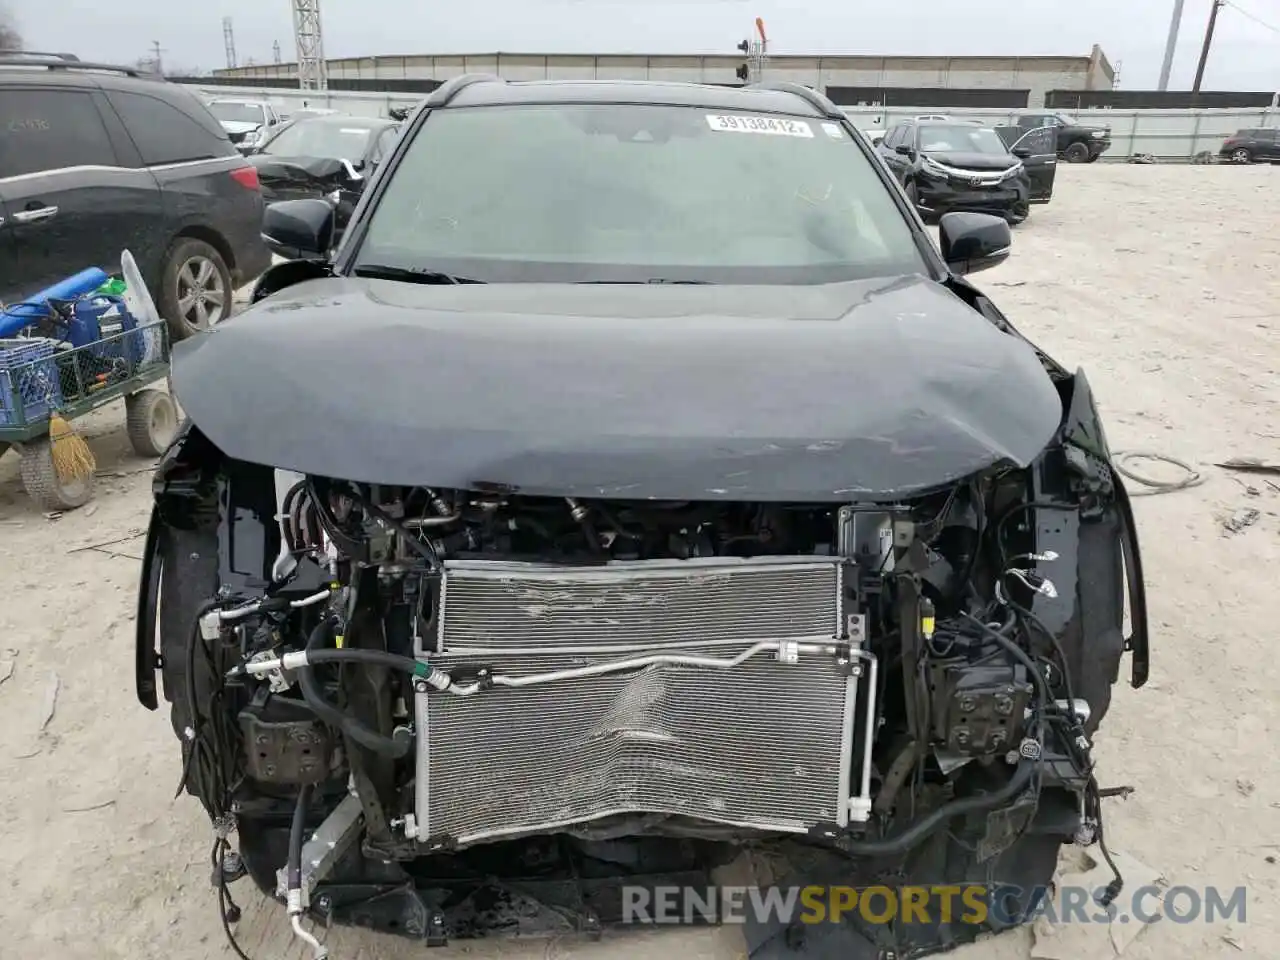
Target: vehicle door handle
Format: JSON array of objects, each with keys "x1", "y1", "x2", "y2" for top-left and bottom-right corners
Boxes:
[{"x1": 13, "y1": 205, "x2": 58, "y2": 224}]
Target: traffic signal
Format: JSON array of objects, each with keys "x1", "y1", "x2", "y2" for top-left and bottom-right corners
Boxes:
[{"x1": 736, "y1": 39, "x2": 750, "y2": 83}]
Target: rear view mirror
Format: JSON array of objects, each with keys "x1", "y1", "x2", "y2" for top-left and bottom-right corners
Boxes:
[
  {"x1": 938, "y1": 212, "x2": 1011, "y2": 275},
  {"x1": 262, "y1": 199, "x2": 335, "y2": 259}
]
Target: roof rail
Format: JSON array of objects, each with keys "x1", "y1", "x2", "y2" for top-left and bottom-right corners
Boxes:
[
  {"x1": 0, "y1": 50, "x2": 81, "y2": 61},
  {"x1": 748, "y1": 80, "x2": 844, "y2": 120},
  {"x1": 426, "y1": 73, "x2": 503, "y2": 108},
  {"x1": 0, "y1": 53, "x2": 145, "y2": 77}
]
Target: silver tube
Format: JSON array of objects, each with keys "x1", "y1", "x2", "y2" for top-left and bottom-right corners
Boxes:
[
  {"x1": 289, "y1": 913, "x2": 328, "y2": 959},
  {"x1": 290, "y1": 590, "x2": 332, "y2": 609},
  {"x1": 448, "y1": 634, "x2": 840, "y2": 657},
  {"x1": 858, "y1": 651, "x2": 879, "y2": 806},
  {"x1": 403, "y1": 514, "x2": 461, "y2": 528},
  {"x1": 444, "y1": 641, "x2": 838, "y2": 696}
]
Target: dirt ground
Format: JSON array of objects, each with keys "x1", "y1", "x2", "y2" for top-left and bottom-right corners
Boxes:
[{"x1": 1, "y1": 163, "x2": 1277, "y2": 960}]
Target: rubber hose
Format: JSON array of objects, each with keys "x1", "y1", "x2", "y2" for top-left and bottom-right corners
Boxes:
[
  {"x1": 287, "y1": 782, "x2": 314, "y2": 892},
  {"x1": 297, "y1": 619, "x2": 412, "y2": 759},
  {"x1": 305, "y1": 648, "x2": 423, "y2": 676},
  {"x1": 839, "y1": 758, "x2": 1036, "y2": 857}
]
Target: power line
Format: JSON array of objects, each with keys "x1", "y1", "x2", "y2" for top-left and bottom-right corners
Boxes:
[{"x1": 1223, "y1": 0, "x2": 1280, "y2": 34}]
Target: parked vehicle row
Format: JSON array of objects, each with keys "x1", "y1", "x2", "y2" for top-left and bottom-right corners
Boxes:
[{"x1": 0, "y1": 52, "x2": 271, "y2": 341}]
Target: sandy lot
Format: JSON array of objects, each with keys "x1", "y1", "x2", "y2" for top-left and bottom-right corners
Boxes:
[{"x1": 1, "y1": 163, "x2": 1277, "y2": 960}]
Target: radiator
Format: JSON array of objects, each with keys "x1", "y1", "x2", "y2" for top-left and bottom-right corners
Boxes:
[{"x1": 413, "y1": 557, "x2": 864, "y2": 848}]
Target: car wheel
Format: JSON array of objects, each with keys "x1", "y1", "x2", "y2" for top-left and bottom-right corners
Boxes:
[
  {"x1": 1009, "y1": 203, "x2": 1030, "y2": 225},
  {"x1": 1231, "y1": 148, "x2": 1253, "y2": 164},
  {"x1": 158, "y1": 238, "x2": 233, "y2": 341},
  {"x1": 1085, "y1": 152, "x2": 1101, "y2": 163},
  {"x1": 1064, "y1": 142, "x2": 1090, "y2": 163}
]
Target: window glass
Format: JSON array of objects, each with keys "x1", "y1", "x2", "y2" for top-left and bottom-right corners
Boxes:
[
  {"x1": 209, "y1": 101, "x2": 266, "y2": 125},
  {"x1": 107, "y1": 91, "x2": 227, "y2": 165},
  {"x1": 0, "y1": 89, "x2": 116, "y2": 178},
  {"x1": 261, "y1": 119, "x2": 379, "y2": 161},
  {"x1": 353, "y1": 103, "x2": 927, "y2": 284},
  {"x1": 918, "y1": 124, "x2": 1010, "y2": 155}
]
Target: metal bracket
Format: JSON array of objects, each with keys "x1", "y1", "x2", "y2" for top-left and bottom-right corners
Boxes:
[{"x1": 275, "y1": 794, "x2": 365, "y2": 908}]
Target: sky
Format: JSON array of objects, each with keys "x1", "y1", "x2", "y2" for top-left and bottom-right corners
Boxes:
[{"x1": 6, "y1": 0, "x2": 1280, "y2": 90}]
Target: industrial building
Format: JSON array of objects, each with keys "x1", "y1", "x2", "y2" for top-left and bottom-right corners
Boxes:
[{"x1": 209, "y1": 46, "x2": 1116, "y2": 109}]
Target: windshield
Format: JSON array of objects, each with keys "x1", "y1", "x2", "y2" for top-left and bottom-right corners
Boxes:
[
  {"x1": 262, "y1": 120, "x2": 378, "y2": 160},
  {"x1": 209, "y1": 102, "x2": 265, "y2": 124},
  {"x1": 1054, "y1": 113, "x2": 1077, "y2": 125},
  {"x1": 350, "y1": 103, "x2": 925, "y2": 284},
  {"x1": 919, "y1": 125, "x2": 1009, "y2": 155}
]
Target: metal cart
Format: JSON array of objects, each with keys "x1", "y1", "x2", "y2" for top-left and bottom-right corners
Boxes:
[{"x1": 0, "y1": 321, "x2": 177, "y2": 510}]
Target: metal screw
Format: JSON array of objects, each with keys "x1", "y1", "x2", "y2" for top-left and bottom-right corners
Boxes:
[
  {"x1": 255, "y1": 734, "x2": 269, "y2": 745},
  {"x1": 413, "y1": 679, "x2": 429, "y2": 694},
  {"x1": 990, "y1": 729, "x2": 1008, "y2": 748},
  {"x1": 958, "y1": 696, "x2": 977, "y2": 713},
  {"x1": 994, "y1": 696, "x2": 1013, "y2": 716},
  {"x1": 954, "y1": 728, "x2": 971, "y2": 746}
]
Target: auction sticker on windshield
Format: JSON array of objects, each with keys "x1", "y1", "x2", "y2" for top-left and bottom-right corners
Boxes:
[{"x1": 706, "y1": 115, "x2": 814, "y2": 137}]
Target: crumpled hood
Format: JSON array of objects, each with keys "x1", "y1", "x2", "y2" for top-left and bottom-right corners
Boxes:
[
  {"x1": 924, "y1": 150, "x2": 1018, "y2": 172},
  {"x1": 249, "y1": 155, "x2": 348, "y2": 188},
  {"x1": 172, "y1": 275, "x2": 1063, "y2": 501}
]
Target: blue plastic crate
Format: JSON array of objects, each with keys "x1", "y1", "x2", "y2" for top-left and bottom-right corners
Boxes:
[{"x1": 0, "y1": 338, "x2": 64, "y2": 427}]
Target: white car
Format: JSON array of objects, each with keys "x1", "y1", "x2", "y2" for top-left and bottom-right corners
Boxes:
[{"x1": 206, "y1": 98, "x2": 284, "y2": 151}]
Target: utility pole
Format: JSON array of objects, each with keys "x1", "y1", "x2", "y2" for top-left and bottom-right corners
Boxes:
[
  {"x1": 222, "y1": 17, "x2": 237, "y2": 70},
  {"x1": 150, "y1": 40, "x2": 164, "y2": 76},
  {"x1": 273, "y1": 40, "x2": 282, "y2": 64},
  {"x1": 1192, "y1": 0, "x2": 1224, "y2": 93},
  {"x1": 1157, "y1": 0, "x2": 1184, "y2": 91}
]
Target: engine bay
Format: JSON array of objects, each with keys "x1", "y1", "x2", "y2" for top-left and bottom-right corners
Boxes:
[{"x1": 138, "y1": 374, "x2": 1148, "y2": 958}]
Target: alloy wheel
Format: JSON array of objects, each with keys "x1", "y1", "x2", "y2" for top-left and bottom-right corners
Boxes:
[{"x1": 176, "y1": 255, "x2": 229, "y2": 330}]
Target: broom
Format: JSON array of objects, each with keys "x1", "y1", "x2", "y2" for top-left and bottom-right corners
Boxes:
[{"x1": 48, "y1": 411, "x2": 96, "y2": 484}]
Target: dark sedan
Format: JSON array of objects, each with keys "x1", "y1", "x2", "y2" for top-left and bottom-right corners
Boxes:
[
  {"x1": 878, "y1": 119, "x2": 1045, "y2": 224},
  {"x1": 249, "y1": 115, "x2": 401, "y2": 235}
]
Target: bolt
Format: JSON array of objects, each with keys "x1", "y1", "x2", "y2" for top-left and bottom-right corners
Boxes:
[
  {"x1": 413, "y1": 679, "x2": 429, "y2": 694},
  {"x1": 316, "y1": 895, "x2": 332, "y2": 913},
  {"x1": 994, "y1": 696, "x2": 1013, "y2": 716},
  {"x1": 264, "y1": 764, "x2": 276, "y2": 776},
  {"x1": 1005, "y1": 750, "x2": 1020, "y2": 765},
  {"x1": 991, "y1": 729, "x2": 1008, "y2": 747},
  {"x1": 954, "y1": 728, "x2": 971, "y2": 746},
  {"x1": 255, "y1": 734, "x2": 269, "y2": 745},
  {"x1": 958, "y1": 696, "x2": 977, "y2": 713}
]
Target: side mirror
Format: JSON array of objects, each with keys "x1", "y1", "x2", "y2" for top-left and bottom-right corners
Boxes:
[
  {"x1": 262, "y1": 199, "x2": 335, "y2": 259},
  {"x1": 895, "y1": 144, "x2": 913, "y2": 156},
  {"x1": 1011, "y1": 145, "x2": 1032, "y2": 158},
  {"x1": 938, "y1": 212, "x2": 1011, "y2": 276}
]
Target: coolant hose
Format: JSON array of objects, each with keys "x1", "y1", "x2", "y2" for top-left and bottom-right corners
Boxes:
[
  {"x1": 838, "y1": 758, "x2": 1036, "y2": 857},
  {"x1": 287, "y1": 782, "x2": 314, "y2": 895},
  {"x1": 297, "y1": 619, "x2": 413, "y2": 759}
]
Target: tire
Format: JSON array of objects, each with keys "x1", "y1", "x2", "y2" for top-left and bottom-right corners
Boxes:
[
  {"x1": 126, "y1": 389, "x2": 179, "y2": 457},
  {"x1": 158, "y1": 238, "x2": 233, "y2": 342},
  {"x1": 1063, "y1": 142, "x2": 1090, "y2": 163},
  {"x1": 1231, "y1": 148, "x2": 1253, "y2": 164},
  {"x1": 1009, "y1": 203, "x2": 1030, "y2": 225},
  {"x1": 19, "y1": 438, "x2": 96, "y2": 511},
  {"x1": 1085, "y1": 152, "x2": 1101, "y2": 163}
]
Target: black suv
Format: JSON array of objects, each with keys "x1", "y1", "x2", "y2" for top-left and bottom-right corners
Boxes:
[
  {"x1": 877, "y1": 118, "x2": 1054, "y2": 223},
  {"x1": 147, "y1": 76, "x2": 1148, "y2": 960},
  {"x1": 0, "y1": 53, "x2": 271, "y2": 339}
]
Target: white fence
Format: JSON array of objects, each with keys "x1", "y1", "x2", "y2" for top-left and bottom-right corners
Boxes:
[{"x1": 193, "y1": 84, "x2": 1278, "y2": 162}]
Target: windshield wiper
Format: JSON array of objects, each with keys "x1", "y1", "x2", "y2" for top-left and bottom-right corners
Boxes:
[{"x1": 353, "y1": 264, "x2": 484, "y2": 285}]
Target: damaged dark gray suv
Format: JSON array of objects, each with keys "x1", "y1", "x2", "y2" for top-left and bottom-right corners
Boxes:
[{"x1": 137, "y1": 76, "x2": 1150, "y2": 960}]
